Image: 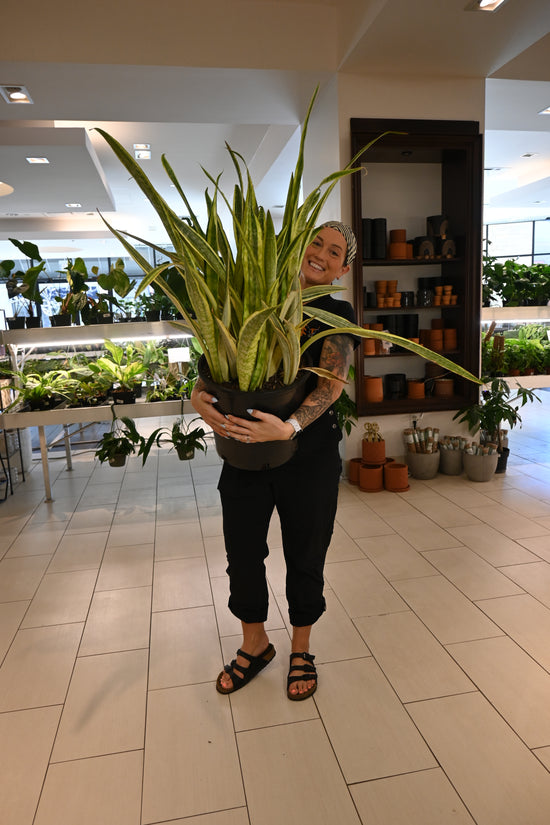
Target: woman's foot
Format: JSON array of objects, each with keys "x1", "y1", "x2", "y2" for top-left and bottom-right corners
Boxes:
[
  {"x1": 287, "y1": 651, "x2": 317, "y2": 700},
  {"x1": 217, "y1": 635, "x2": 274, "y2": 693}
]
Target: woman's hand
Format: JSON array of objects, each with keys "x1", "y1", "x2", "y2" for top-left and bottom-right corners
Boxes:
[
  {"x1": 190, "y1": 383, "x2": 230, "y2": 439},
  {"x1": 224, "y1": 409, "x2": 294, "y2": 443}
]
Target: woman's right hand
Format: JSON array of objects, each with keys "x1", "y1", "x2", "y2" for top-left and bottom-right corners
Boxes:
[{"x1": 190, "y1": 381, "x2": 230, "y2": 439}]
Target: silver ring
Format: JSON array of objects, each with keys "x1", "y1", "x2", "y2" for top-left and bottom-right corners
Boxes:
[{"x1": 246, "y1": 435, "x2": 250, "y2": 443}]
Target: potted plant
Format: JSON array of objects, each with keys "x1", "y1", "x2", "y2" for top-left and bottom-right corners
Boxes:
[
  {"x1": 453, "y1": 377, "x2": 540, "y2": 473},
  {"x1": 1, "y1": 239, "x2": 47, "y2": 327},
  {"x1": 82, "y1": 258, "x2": 136, "y2": 324},
  {"x1": 96, "y1": 88, "x2": 480, "y2": 470},
  {"x1": 92, "y1": 339, "x2": 144, "y2": 403},
  {"x1": 6, "y1": 368, "x2": 79, "y2": 411},
  {"x1": 94, "y1": 412, "x2": 144, "y2": 467},
  {"x1": 142, "y1": 416, "x2": 209, "y2": 461}
]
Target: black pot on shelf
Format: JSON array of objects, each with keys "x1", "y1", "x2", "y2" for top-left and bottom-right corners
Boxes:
[
  {"x1": 384, "y1": 373, "x2": 407, "y2": 400},
  {"x1": 495, "y1": 447, "x2": 510, "y2": 474},
  {"x1": 25, "y1": 316, "x2": 41, "y2": 329},
  {"x1": 50, "y1": 314, "x2": 71, "y2": 327},
  {"x1": 7, "y1": 317, "x2": 25, "y2": 330}
]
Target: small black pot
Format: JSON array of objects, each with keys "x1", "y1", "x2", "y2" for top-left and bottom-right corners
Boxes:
[
  {"x1": 25, "y1": 316, "x2": 41, "y2": 329},
  {"x1": 50, "y1": 314, "x2": 72, "y2": 327},
  {"x1": 7, "y1": 317, "x2": 25, "y2": 329},
  {"x1": 198, "y1": 355, "x2": 310, "y2": 471},
  {"x1": 495, "y1": 447, "x2": 510, "y2": 474}
]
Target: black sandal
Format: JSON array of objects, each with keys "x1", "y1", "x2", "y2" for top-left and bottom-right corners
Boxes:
[
  {"x1": 216, "y1": 643, "x2": 276, "y2": 694},
  {"x1": 287, "y1": 651, "x2": 317, "y2": 701}
]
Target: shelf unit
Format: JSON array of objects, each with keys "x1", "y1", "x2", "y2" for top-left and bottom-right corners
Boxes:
[
  {"x1": 350, "y1": 118, "x2": 483, "y2": 416},
  {"x1": 0, "y1": 320, "x2": 195, "y2": 500}
]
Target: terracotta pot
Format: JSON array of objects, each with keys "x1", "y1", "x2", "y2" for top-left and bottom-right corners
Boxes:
[
  {"x1": 362, "y1": 439, "x2": 386, "y2": 464},
  {"x1": 443, "y1": 329, "x2": 457, "y2": 350},
  {"x1": 364, "y1": 376, "x2": 383, "y2": 403},
  {"x1": 407, "y1": 380, "x2": 425, "y2": 400},
  {"x1": 348, "y1": 457, "x2": 363, "y2": 485},
  {"x1": 463, "y1": 451, "x2": 498, "y2": 482},
  {"x1": 406, "y1": 450, "x2": 440, "y2": 479},
  {"x1": 434, "y1": 378, "x2": 454, "y2": 398},
  {"x1": 359, "y1": 463, "x2": 384, "y2": 492},
  {"x1": 384, "y1": 462, "x2": 410, "y2": 492}
]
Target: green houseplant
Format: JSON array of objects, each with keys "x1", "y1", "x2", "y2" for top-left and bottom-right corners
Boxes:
[
  {"x1": 140, "y1": 416, "x2": 209, "y2": 462},
  {"x1": 94, "y1": 412, "x2": 144, "y2": 467},
  {"x1": 91, "y1": 339, "x2": 144, "y2": 402},
  {"x1": 1, "y1": 239, "x2": 47, "y2": 326},
  {"x1": 6, "y1": 369, "x2": 79, "y2": 411},
  {"x1": 96, "y1": 89, "x2": 481, "y2": 467}
]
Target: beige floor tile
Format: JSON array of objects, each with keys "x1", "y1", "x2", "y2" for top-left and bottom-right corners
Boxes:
[
  {"x1": 80, "y1": 586, "x2": 151, "y2": 656},
  {"x1": 47, "y1": 530, "x2": 108, "y2": 573},
  {"x1": 198, "y1": 508, "x2": 224, "y2": 537},
  {"x1": 157, "y1": 477, "x2": 195, "y2": 499},
  {"x1": 534, "y1": 747, "x2": 550, "y2": 772},
  {"x1": 483, "y1": 487, "x2": 550, "y2": 517},
  {"x1": 0, "y1": 705, "x2": 62, "y2": 825},
  {"x1": 76, "y1": 481, "x2": 121, "y2": 505},
  {"x1": 107, "y1": 519, "x2": 156, "y2": 546},
  {"x1": 151, "y1": 812, "x2": 250, "y2": 825},
  {"x1": 112, "y1": 504, "x2": 156, "y2": 525},
  {"x1": 0, "y1": 554, "x2": 51, "y2": 602},
  {"x1": 477, "y1": 593, "x2": 550, "y2": 671},
  {"x1": 22, "y1": 569, "x2": 97, "y2": 628},
  {"x1": 96, "y1": 543, "x2": 154, "y2": 590},
  {"x1": 237, "y1": 719, "x2": 361, "y2": 825},
  {"x1": 29, "y1": 497, "x2": 79, "y2": 524},
  {"x1": 356, "y1": 611, "x2": 474, "y2": 702},
  {"x1": 0, "y1": 623, "x2": 83, "y2": 711},
  {"x1": 393, "y1": 575, "x2": 502, "y2": 644},
  {"x1": 447, "y1": 523, "x2": 540, "y2": 566},
  {"x1": 204, "y1": 534, "x2": 230, "y2": 578},
  {"x1": 334, "y1": 502, "x2": 395, "y2": 538},
  {"x1": 4, "y1": 522, "x2": 65, "y2": 558},
  {"x1": 51, "y1": 649, "x2": 148, "y2": 762},
  {"x1": 0, "y1": 600, "x2": 29, "y2": 661},
  {"x1": 517, "y1": 534, "x2": 550, "y2": 561},
  {"x1": 149, "y1": 605, "x2": 221, "y2": 689},
  {"x1": 324, "y1": 557, "x2": 407, "y2": 618},
  {"x1": 66, "y1": 504, "x2": 116, "y2": 532},
  {"x1": 153, "y1": 556, "x2": 212, "y2": 612},
  {"x1": 535, "y1": 515, "x2": 550, "y2": 529},
  {"x1": 315, "y1": 657, "x2": 437, "y2": 782},
  {"x1": 500, "y1": 560, "x2": 550, "y2": 607},
  {"x1": 356, "y1": 533, "x2": 439, "y2": 580},
  {"x1": 396, "y1": 521, "x2": 466, "y2": 551},
  {"x1": 422, "y1": 546, "x2": 524, "y2": 600},
  {"x1": 325, "y1": 521, "x2": 368, "y2": 562},
  {"x1": 448, "y1": 635, "x2": 550, "y2": 748},
  {"x1": 467, "y1": 502, "x2": 550, "y2": 539},
  {"x1": 155, "y1": 495, "x2": 199, "y2": 524},
  {"x1": 211, "y1": 574, "x2": 284, "y2": 636},
  {"x1": 350, "y1": 768, "x2": 476, "y2": 825},
  {"x1": 34, "y1": 750, "x2": 143, "y2": 825},
  {"x1": 407, "y1": 492, "x2": 482, "y2": 528},
  {"x1": 155, "y1": 520, "x2": 205, "y2": 560},
  {"x1": 142, "y1": 684, "x2": 245, "y2": 824},
  {"x1": 408, "y1": 692, "x2": 550, "y2": 825}
]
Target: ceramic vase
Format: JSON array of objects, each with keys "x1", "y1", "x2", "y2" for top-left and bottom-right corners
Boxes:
[{"x1": 406, "y1": 450, "x2": 440, "y2": 479}]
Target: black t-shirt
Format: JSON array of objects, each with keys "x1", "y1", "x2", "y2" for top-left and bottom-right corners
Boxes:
[{"x1": 295, "y1": 293, "x2": 358, "y2": 455}]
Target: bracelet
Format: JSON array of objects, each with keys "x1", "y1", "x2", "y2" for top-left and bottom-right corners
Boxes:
[{"x1": 285, "y1": 417, "x2": 302, "y2": 439}]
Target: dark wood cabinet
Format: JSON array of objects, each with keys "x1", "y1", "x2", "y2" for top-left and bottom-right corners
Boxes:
[{"x1": 350, "y1": 118, "x2": 482, "y2": 416}]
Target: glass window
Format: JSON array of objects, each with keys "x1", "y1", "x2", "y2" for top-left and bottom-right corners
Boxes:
[
  {"x1": 487, "y1": 222, "x2": 533, "y2": 259},
  {"x1": 534, "y1": 220, "x2": 550, "y2": 258}
]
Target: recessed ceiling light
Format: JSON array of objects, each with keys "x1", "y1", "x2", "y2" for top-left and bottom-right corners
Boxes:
[
  {"x1": 65, "y1": 203, "x2": 82, "y2": 208},
  {"x1": 521, "y1": 153, "x2": 539, "y2": 158},
  {"x1": 539, "y1": 106, "x2": 550, "y2": 115},
  {"x1": 134, "y1": 150, "x2": 151, "y2": 160},
  {"x1": 133, "y1": 143, "x2": 150, "y2": 150},
  {"x1": 0, "y1": 84, "x2": 33, "y2": 104},
  {"x1": 464, "y1": 0, "x2": 510, "y2": 10},
  {"x1": 26, "y1": 157, "x2": 49, "y2": 164},
  {"x1": 0, "y1": 181, "x2": 14, "y2": 197}
]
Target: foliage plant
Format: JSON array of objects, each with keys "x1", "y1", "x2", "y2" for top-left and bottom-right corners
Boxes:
[
  {"x1": 453, "y1": 377, "x2": 540, "y2": 452},
  {"x1": 96, "y1": 89, "x2": 480, "y2": 394},
  {"x1": 7, "y1": 369, "x2": 79, "y2": 411},
  {"x1": 92, "y1": 339, "x2": 144, "y2": 391},
  {"x1": 0, "y1": 239, "x2": 47, "y2": 317},
  {"x1": 94, "y1": 413, "x2": 144, "y2": 465},
  {"x1": 139, "y1": 416, "x2": 209, "y2": 463}
]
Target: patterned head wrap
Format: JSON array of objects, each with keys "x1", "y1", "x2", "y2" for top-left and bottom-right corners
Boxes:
[{"x1": 320, "y1": 221, "x2": 357, "y2": 266}]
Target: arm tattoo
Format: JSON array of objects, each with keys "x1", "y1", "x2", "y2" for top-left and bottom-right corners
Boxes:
[{"x1": 293, "y1": 335, "x2": 353, "y2": 430}]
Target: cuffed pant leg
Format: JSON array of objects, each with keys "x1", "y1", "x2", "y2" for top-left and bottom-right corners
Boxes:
[
  {"x1": 274, "y1": 447, "x2": 342, "y2": 627},
  {"x1": 218, "y1": 463, "x2": 275, "y2": 624}
]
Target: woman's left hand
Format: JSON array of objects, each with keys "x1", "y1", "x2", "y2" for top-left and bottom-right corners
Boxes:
[{"x1": 224, "y1": 409, "x2": 293, "y2": 443}]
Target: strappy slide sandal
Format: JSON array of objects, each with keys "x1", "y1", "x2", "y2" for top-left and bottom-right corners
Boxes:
[
  {"x1": 287, "y1": 651, "x2": 317, "y2": 701},
  {"x1": 216, "y1": 643, "x2": 276, "y2": 694}
]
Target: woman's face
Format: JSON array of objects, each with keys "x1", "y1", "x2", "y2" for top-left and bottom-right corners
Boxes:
[{"x1": 300, "y1": 227, "x2": 350, "y2": 288}]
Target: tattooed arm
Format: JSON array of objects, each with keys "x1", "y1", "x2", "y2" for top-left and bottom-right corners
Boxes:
[{"x1": 219, "y1": 333, "x2": 354, "y2": 443}]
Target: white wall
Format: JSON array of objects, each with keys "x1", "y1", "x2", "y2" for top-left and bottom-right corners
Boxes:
[{"x1": 333, "y1": 73, "x2": 486, "y2": 464}]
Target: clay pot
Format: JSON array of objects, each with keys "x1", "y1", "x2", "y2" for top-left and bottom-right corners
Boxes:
[
  {"x1": 359, "y1": 463, "x2": 384, "y2": 492},
  {"x1": 384, "y1": 462, "x2": 410, "y2": 492},
  {"x1": 407, "y1": 380, "x2": 425, "y2": 400},
  {"x1": 348, "y1": 457, "x2": 363, "y2": 485},
  {"x1": 364, "y1": 376, "x2": 384, "y2": 403},
  {"x1": 434, "y1": 378, "x2": 454, "y2": 398},
  {"x1": 362, "y1": 438, "x2": 386, "y2": 464},
  {"x1": 406, "y1": 450, "x2": 440, "y2": 479},
  {"x1": 443, "y1": 329, "x2": 457, "y2": 350}
]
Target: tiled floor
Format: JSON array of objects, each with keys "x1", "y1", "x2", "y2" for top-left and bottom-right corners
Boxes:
[{"x1": 2, "y1": 393, "x2": 550, "y2": 824}]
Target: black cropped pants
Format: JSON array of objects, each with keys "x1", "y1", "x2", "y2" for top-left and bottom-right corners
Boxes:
[{"x1": 217, "y1": 442, "x2": 342, "y2": 628}]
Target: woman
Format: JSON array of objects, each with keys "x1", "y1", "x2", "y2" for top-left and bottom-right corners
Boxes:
[{"x1": 191, "y1": 221, "x2": 358, "y2": 700}]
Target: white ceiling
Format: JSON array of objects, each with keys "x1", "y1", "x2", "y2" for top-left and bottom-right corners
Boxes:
[{"x1": 0, "y1": 0, "x2": 550, "y2": 261}]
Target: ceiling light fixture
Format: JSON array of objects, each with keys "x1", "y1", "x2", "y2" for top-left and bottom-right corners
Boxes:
[
  {"x1": 65, "y1": 203, "x2": 82, "y2": 208},
  {"x1": 134, "y1": 149, "x2": 151, "y2": 160},
  {"x1": 133, "y1": 143, "x2": 150, "y2": 150},
  {"x1": 0, "y1": 182, "x2": 14, "y2": 197},
  {"x1": 539, "y1": 106, "x2": 550, "y2": 115},
  {"x1": 521, "y1": 152, "x2": 539, "y2": 158},
  {"x1": 0, "y1": 84, "x2": 33, "y2": 104},
  {"x1": 464, "y1": 0, "x2": 510, "y2": 11},
  {"x1": 26, "y1": 157, "x2": 49, "y2": 164}
]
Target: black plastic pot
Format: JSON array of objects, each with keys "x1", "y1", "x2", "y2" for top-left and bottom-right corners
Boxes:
[
  {"x1": 198, "y1": 355, "x2": 310, "y2": 471},
  {"x1": 495, "y1": 447, "x2": 510, "y2": 474},
  {"x1": 7, "y1": 317, "x2": 25, "y2": 329}
]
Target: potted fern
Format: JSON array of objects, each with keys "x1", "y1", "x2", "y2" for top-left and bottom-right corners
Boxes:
[
  {"x1": 96, "y1": 88, "x2": 480, "y2": 470},
  {"x1": 94, "y1": 412, "x2": 144, "y2": 467}
]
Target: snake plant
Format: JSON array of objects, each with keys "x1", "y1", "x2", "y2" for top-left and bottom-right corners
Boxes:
[{"x1": 96, "y1": 89, "x2": 480, "y2": 392}]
